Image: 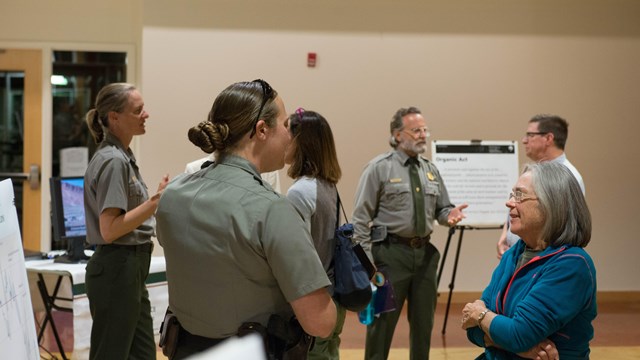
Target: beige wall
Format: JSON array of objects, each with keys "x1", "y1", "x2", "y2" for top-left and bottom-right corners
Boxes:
[
  {"x1": 0, "y1": 0, "x2": 142, "y2": 43},
  {"x1": 2, "y1": 0, "x2": 639, "y2": 291},
  {"x1": 140, "y1": 0, "x2": 640, "y2": 292}
]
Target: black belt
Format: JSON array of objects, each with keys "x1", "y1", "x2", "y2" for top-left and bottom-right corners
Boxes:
[
  {"x1": 178, "y1": 326, "x2": 227, "y2": 350},
  {"x1": 97, "y1": 242, "x2": 154, "y2": 254},
  {"x1": 387, "y1": 233, "x2": 431, "y2": 249}
]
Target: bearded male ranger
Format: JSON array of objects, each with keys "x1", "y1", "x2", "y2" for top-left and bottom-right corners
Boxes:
[{"x1": 352, "y1": 107, "x2": 467, "y2": 360}]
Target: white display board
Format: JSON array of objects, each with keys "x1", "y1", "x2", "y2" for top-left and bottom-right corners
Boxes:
[
  {"x1": 0, "y1": 179, "x2": 39, "y2": 359},
  {"x1": 431, "y1": 140, "x2": 519, "y2": 227}
]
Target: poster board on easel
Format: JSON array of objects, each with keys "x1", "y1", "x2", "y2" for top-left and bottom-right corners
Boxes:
[
  {"x1": 0, "y1": 179, "x2": 40, "y2": 359},
  {"x1": 431, "y1": 140, "x2": 519, "y2": 227}
]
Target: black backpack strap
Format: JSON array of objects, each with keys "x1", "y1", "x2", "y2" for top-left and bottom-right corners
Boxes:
[
  {"x1": 335, "y1": 188, "x2": 349, "y2": 229},
  {"x1": 335, "y1": 190, "x2": 341, "y2": 230}
]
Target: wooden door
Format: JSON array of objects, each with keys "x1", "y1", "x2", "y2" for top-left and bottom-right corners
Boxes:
[{"x1": 0, "y1": 49, "x2": 43, "y2": 251}]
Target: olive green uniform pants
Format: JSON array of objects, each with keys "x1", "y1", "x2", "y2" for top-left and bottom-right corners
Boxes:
[
  {"x1": 365, "y1": 241, "x2": 440, "y2": 360},
  {"x1": 85, "y1": 245, "x2": 156, "y2": 360},
  {"x1": 308, "y1": 301, "x2": 347, "y2": 360}
]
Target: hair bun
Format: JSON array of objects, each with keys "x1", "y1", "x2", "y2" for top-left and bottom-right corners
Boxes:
[
  {"x1": 188, "y1": 120, "x2": 230, "y2": 153},
  {"x1": 213, "y1": 122, "x2": 230, "y2": 144}
]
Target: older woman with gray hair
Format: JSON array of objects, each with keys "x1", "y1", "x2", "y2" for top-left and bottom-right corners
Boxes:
[{"x1": 461, "y1": 161, "x2": 596, "y2": 360}]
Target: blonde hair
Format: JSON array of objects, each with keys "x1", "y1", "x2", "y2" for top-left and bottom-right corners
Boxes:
[{"x1": 85, "y1": 83, "x2": 137, "y2": 143}]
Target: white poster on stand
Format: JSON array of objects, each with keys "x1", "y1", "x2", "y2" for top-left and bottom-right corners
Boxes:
[
  {"x1": 0, "y1": 179, "x2": 40, "y2": 359},
  {"x1": 431, "y1": 140, "x2": 519, "y2": 227}
]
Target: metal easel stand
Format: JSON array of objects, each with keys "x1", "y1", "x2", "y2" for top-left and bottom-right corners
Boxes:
[
  {"x1": 36, "y1": 273, "x2": 72, "y2": 360},
  {"x1": 436, "y1": 225, "x2": 501, "y2": 335}
]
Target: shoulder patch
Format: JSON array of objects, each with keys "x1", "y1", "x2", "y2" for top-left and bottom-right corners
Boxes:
[{"x1": 370, "y1": 151, "x2": 394, "y2": 165}]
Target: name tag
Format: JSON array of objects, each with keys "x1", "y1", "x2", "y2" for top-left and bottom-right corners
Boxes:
[{"x1": 389, "y1": 178, "x2": 402, "y2": 183}]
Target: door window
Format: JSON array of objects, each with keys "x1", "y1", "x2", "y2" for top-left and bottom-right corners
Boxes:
[
  {"x1": 0, "y1": 71, "x2": 25, "y2": 228},
  {"x1": 51, "y1": 51, "x2": 127, "y2": 178}
]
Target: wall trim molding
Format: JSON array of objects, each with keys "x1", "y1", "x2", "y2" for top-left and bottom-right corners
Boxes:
[{"x1": 439, "y1": 291, "x2": 640, "y2": 304}]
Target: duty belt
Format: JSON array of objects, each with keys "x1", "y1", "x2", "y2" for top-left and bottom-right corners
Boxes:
[
  {"x1": 97, "y1": 242, "x2": 154, "y2": 254},
  {"x1": 387, "y1": 233, "x2": 431, "y2": 249}
]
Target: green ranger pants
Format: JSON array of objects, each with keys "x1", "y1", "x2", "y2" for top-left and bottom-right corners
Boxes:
[
  {"x1": 365, "y1": 241, "x2": 440, "y2": 360},
  {"x1": 308, "y1": 300, "x2": 347, "y2": 360},
  {"x1": 85, "y1": 245, "x2": 156, "y2": 360}
]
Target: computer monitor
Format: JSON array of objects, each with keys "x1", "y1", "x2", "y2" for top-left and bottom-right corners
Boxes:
[{"x1": 50, "y1": 176, "x2": 90, "y2": 263}]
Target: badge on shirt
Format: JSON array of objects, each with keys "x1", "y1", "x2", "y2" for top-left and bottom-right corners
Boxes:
[
  {"x1": 426, "y1": 172, "x2": 435, "y2": 181},
  {"x1": 389, "y1": 178, "x2": 402, "y2": 183}
]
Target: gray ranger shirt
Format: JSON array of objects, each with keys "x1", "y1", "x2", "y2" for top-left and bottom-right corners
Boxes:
[{"x1": 352, "y1": 149, "x2": 455, "y2": 259}]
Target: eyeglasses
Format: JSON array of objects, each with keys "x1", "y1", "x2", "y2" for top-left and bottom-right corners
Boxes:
[
  {"x1": 508, "y1": 190, "x2": 538, "y2": 203},
  {"x1": 403, "y1": 127, "x2": 431, "y2": 138},
  {"x1": 249, "y1": 79, "x2": 274, "y2": 138},
  {"x1": 525, "y1": 132, "x2": 549, "y2": 138}
]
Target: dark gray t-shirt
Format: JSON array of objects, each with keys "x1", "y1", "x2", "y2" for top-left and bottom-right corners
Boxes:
[
  {"x1": 287, "y1": 176, "x2": 338, "y2": 286},
  {"x1": 516, "y1": 247, "x2": 543, "y2": 270}
]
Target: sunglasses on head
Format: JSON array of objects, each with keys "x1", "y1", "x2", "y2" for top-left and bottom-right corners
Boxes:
[{"x1": 249, "y1": 79, "x2": 274, "y2": 138}]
